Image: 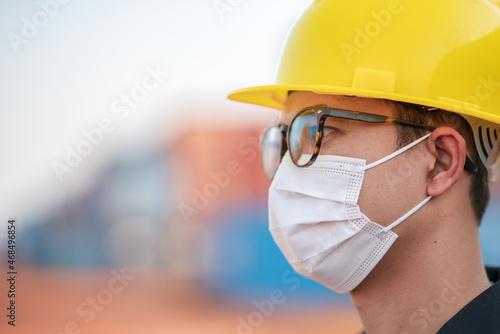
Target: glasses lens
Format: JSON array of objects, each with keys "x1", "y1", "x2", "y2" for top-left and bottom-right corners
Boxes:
[
  {"x1": 289, "y1": 109, "x2": 317, "y2": 166},
  {"x1": 261, "y1": 126, "x2": 284, "y2": 179}
]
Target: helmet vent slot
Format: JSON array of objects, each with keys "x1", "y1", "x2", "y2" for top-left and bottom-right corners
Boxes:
[
  {"x1": 487, "y1": 128, "x2": 493, "y2": 149},
  {"x1": 479, "y1": 126, "x2": 489, "y2": 159}
]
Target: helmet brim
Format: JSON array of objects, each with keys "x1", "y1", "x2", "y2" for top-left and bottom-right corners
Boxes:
[{"x1": 228, "y1": 84, "x2": 500, "y2": 125}]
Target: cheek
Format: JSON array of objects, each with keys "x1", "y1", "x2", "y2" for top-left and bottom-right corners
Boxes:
[
  {"x1": 357, "y1": 166, "x2": 394, "y2": 225},
  {"x1": 357, "y1": 149, "x2": 429, "y2": 226}
]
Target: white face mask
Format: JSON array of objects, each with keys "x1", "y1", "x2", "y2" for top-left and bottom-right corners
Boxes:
[{"x1": 268, "y1": 133, "x2": 432, "y2": 294}]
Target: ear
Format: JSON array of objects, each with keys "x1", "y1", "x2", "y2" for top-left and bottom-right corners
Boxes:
[{"x1": 425, "y1": 127, "x2": 467, "y2": 197}]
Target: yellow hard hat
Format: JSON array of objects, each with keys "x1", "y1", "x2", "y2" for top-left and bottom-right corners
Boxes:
[{"x1": 228, "y1": 0, "x2": 500, "y2": 175}]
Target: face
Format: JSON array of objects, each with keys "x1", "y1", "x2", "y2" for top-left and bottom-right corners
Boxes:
[{"x1": 281, "y1": 92, "x2": 430, "y2": 229}]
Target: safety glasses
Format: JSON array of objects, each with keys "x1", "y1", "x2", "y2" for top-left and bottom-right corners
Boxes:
[{"x1": 261, "y1": 106, "x2": 478, "y2": 179}]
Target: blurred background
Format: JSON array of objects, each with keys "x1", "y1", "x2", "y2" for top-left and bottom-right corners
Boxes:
[{"x1": 1, "y1": 1, "x2": 499, "y2": 333}]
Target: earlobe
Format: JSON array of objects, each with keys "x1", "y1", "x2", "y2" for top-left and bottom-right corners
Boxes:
[{"x1": 425, "y1": 127, "x2": 466, "y2": 197}]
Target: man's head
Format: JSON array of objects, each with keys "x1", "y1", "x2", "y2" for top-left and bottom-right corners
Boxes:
[
  {"x1": 228, "y1": 0, "x2": 500, "y2": 293},
  {"x1": 264, "y1": 90, "x2": 481, "y2": 293}
]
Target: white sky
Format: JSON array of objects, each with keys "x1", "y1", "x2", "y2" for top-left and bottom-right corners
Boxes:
[{"x1": 0, "y1": 0, "x2": 311, "y2": 225}]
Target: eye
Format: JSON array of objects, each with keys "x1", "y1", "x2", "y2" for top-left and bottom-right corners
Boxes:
[{"x1": 323, "y1": 126, "x2": 338, "y2": 136}]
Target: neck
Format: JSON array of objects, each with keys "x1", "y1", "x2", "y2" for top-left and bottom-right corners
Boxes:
[{"x1": 350, "y1": 200, "x2": 491, "y2": 334}]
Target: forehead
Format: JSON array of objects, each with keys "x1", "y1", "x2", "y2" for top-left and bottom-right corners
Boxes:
[{"x1": 282, "y1": 91, "x2": 394, "y2": 121}]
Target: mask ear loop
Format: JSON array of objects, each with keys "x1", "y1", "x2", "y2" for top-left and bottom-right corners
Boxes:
[
  {"x1": 379, "y1": 196, "x2": 433, "y2": 234},
  {"x1": 360, "y1": 133, "x2": 432, "y2": 171}
]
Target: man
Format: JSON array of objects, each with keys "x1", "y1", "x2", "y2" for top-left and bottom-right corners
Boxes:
[
  {"x1": 228, "y1": 0, "x2": 500, "y2": 333},
  {"x1": 229, "y1": 0, "x2": 500, "y2": 334}
]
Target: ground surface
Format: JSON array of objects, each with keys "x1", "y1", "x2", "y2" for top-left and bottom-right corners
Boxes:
[{"x1": 0, "y1": 268, "x2": 363, "y2": 334}]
